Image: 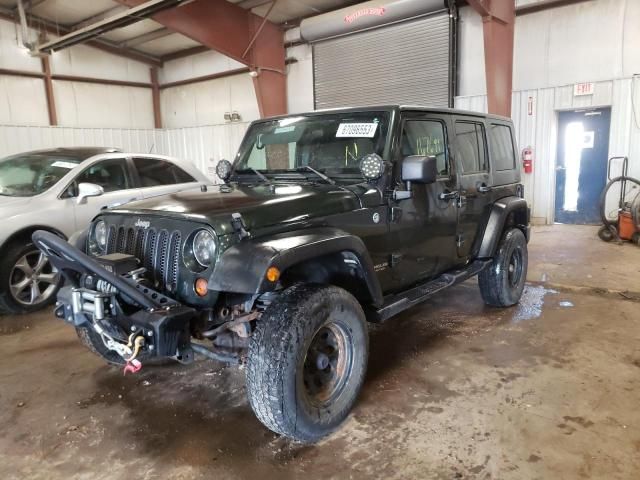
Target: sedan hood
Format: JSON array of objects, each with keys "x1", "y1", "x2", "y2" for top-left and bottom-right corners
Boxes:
[{"x1": 109, "y1": 183, "x2": 362, "y2": 235}]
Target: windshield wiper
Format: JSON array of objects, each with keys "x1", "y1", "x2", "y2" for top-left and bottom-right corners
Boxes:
[
  {"x1": 296, "y1": 165, "x2": 336, "y2": 185},
  {"x1": 236, "y1": 168, "x2": 272, "y2": 185}
]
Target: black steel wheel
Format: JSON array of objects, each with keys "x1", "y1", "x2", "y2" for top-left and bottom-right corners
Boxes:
[
  {"x1": 246, "y1": 284, "x2": 368, "y2": 443},
  {"x1": 303, "y1": 322, "x2": 354, "y2": 407}
]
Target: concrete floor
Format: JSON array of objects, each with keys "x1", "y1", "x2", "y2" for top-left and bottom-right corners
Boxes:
[{"x1": 1, "y1": 225, "x2": 639, "y2": 480}]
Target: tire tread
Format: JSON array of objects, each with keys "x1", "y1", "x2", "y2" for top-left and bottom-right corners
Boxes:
[{"x1": 246, "y1": 284, "x2": 367, "y2": 442}]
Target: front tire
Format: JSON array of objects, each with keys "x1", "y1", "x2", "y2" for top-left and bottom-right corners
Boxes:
[
  {"x1": 478, "y1": 228, "x2": 528, "y2": 307},
  {"x1": 246, "y1": 284, "x2": 369, "y2": 443},
  {"x1": 0, "y1": 241, "x2": 62, "y2": 315}
]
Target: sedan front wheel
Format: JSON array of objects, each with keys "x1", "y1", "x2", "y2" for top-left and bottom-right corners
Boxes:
[{"x1": 0, "y1": 241, "x2": 61, "y2": 315}]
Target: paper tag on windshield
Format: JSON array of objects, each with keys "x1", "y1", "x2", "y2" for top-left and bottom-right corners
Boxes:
[
  {"x1": 336, "y1": 123, "x2": 378, "y2": 138},
  {"x1": 51, "y1": 161, "x2": 78, "y2": 169},
  {"x1": 274, "y1": 126, "x2": 295, "y2": 134}
]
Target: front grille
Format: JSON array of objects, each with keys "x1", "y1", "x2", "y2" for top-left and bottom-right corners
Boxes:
[{"x1": 106, "y1": 225, "x2": 182, "y2": 293}]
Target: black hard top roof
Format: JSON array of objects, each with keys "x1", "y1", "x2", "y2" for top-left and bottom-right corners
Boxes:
[{"x1": 255, "y1": 105, "x2": 512, "y2": 124}]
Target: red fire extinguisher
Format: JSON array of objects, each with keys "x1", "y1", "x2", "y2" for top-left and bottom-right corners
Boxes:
[{"x1": 522, "y1": 146, "x2": 533, "y2": 174}]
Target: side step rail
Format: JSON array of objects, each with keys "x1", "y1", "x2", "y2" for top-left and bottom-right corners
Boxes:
[{"x1": 371, "y1": 260, "x2": 491, "y2": 323}]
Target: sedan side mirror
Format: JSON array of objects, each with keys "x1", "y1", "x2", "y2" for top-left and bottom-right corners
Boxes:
[
  {"x1": 76, "y1": 182, "x2": 104, "y2": 205},
  {"x1": 401, "y1": 155, "x2": 438, "y2": 184}
]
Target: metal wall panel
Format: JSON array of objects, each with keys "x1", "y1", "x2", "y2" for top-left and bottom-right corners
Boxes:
[
  {"x1": 0, "y1": 122, "x2": 249, "y2": 183},
  {"x1": 313, "y1": 13, "x2": 451, "y2": 109},
  {"x1": 455, "y1": 77, "x2": 640, "y2": 224}
]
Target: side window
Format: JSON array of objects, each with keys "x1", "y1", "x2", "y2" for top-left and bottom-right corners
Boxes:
[
  {"x1": 133, "y1": 158, "x2": 196, "y2": 187},
  {"x1": 401, "y1": 119, "x2": 449, "y2": 176},
  {"x1": 489, "y1": 124, "x2": 516, "y2": 171},
  {"x1": 455, "y1": 121, "x2": 488, "y2": 174},
  {"x1": 75, "y1": 159, "x2": 130, "y2": 193}
]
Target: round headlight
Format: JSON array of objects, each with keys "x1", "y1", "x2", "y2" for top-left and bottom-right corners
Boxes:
[
  {"x1": 94, "y1": 221, "x2": 107, "y2": 251},
  {"x1": 193, "y1": 230, "x2": 216, "y2": 267}
]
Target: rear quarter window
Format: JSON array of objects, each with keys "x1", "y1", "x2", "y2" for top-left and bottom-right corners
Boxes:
[{"x1": 489, "y1": 124, "x2": 516, "y2": 171}]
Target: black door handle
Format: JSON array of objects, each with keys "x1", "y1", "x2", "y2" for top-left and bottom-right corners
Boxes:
[
  {"x1": 439, "y1": 190, "x2": 459, "y2": 201},
  {"x1": 478, "y1": 184, "x2": 492, "y2": 193}
]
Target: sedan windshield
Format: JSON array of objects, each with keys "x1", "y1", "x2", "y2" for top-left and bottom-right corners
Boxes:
[
  {"x1": 0, "y1": 153, "x2": 82, "y2": 197},
  {"x1": 234, "y1": 111, "x2": 390, "y2": 182}
]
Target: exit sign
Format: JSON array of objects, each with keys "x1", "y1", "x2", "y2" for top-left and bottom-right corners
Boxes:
[{"x1": 574, "y1": 83, "x2": 595, "y2": 96}]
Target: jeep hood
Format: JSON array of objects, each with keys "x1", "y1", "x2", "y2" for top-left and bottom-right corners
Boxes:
[{"x1": 109, "y1": 184, "x2": 362, "y2": 235}]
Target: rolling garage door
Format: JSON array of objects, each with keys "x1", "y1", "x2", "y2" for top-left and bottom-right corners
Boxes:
[{"x1": 310, "y1": 8, "x2": 454, "y2": 110}]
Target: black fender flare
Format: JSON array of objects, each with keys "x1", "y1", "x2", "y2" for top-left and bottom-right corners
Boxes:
[
  {"x1": 209, "y1": 227, "x2": 384, "y2": 306},
  {"x1": 68, "y1": 228, "x2": 89, "y2": 253},
  {"x1": 477, "y1": 196, "x2": 530, "y2": 259}
]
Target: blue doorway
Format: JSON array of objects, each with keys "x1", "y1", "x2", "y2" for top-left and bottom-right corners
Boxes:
[{"x1": 554, "y1": 108, "x2": 611, "y2": 224}]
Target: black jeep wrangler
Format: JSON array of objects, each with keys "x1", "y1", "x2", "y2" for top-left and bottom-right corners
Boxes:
[{"x1": 35, "y1": 106, "x2": 529, "y2": 443}]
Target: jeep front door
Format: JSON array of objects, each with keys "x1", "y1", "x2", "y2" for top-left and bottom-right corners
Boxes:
[
  {"x1": 388, "y1": 114, "x2": 459, "y2": 289},
  {"x1": 452, "y1": 118, "x2": 491, "y2": 259}
]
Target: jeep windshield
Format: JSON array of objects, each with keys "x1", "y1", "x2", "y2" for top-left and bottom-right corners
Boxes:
[
  {"x1": 0, "y1": 153, "x2": 82, "y2": 197},
  {"x1": 233, "y1": 111, "x2": 390, "y2": 183}
]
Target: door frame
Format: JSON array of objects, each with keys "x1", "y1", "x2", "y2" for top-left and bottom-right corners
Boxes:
[
  {"x1": 385, "y1": 110, "x2": 460, "y2": 288},
  {"x1": 551, "y1": 106, "x2": 612, "y2": 224}
]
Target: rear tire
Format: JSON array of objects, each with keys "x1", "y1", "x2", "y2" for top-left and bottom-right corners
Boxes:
[
  {"x1": 246, "y1": 284, "x2": 368, "y2": 443},
  {"x1": 478, "y1": 228, "x2": 528, "y2": 307}
]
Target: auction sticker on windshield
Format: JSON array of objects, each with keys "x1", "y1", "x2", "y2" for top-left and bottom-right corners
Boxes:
[{"x1": 336, "y1": 123, "x2": 378, "y2": 138}]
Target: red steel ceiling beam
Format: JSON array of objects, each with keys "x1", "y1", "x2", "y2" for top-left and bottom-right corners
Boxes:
[
  {"x1": 467, "y1": 0, "x2": 515, "y2": 117},
  {"x1": 117, "y1": 0, "x2": 287, "y2": 118}
]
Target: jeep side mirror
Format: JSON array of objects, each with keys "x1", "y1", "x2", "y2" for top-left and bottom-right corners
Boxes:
[
  {"x1": 76, "y1": 182, "x2": 104, "y2": 205},
  {"x1": 401, "y1": 155, "x2": 438, "y2": 184}
]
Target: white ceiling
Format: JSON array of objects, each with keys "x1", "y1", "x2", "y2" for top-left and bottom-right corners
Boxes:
[{"x1": 0, "y1": 0, "x2": 360, "y2": 60}]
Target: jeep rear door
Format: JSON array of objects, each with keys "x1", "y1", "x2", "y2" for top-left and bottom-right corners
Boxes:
[{"x1": 452, "y1": 116, "x2": 492, "y2": 259}]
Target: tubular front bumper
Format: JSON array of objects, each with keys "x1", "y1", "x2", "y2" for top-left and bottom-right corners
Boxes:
[{"x1": 33, "y1": 230, "x2": 197, "y2": 362}]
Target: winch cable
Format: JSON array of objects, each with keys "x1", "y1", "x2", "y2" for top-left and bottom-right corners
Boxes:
[
  {"x1": 124, "y1": 333, "x2": 145, "y2": 362},
  {"x1": 122, "y1": 336, "x2": 145, "y2": 375}
]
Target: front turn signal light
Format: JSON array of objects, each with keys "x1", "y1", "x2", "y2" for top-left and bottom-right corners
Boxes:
[
  {"x1": 266, "y1": 266, "x2": 280, "y2": 283},
  {"x1": 195, "y1": 277, "x2": 209, "y2": 297}
]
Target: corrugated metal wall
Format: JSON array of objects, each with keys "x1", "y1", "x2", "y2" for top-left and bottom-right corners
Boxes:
[
  {"x1": 160, "y1": 123, "x2": 249, "y2": 177},
  {"x1": 0, "y1": 122, "x2": 250, "y2": 182},
  {"x1": 456, "y1": 77, "x2": 640, "y2": 224}
]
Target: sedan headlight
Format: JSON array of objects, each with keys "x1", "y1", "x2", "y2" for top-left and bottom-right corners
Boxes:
[
  {"x1": 92, "y1": 220, "x2": 107, "y2": 253},
  {"x1": 192, "y1": 230, "x2": 216, "y2": 267}
]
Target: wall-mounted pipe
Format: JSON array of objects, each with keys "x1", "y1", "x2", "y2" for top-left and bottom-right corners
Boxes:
[{"x1": 16, "y1": 0, "x2": 34, "y2": 50}]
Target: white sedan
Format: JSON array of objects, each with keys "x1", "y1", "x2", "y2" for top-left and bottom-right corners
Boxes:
[{"x1": 0, "y1": 147, "x2": 209, "y2": 314}]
